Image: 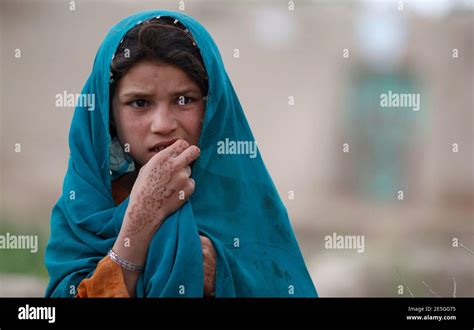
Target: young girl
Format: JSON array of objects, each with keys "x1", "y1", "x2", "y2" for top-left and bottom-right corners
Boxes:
[{"x1": 45, "y1": 10, "x2": 317, "y2": 298}]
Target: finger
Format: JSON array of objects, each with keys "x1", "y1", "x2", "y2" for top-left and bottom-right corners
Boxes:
[
  {"x1": 188, "y1": 178, "x2": 195, "y2": 197},
  {"x1": 180, "y1": 179, "x2": 195, "y2": 201},
  {"x1": 184, "y1": 165, "x2": 192, "y2": 177},
  {"x1": 163, "y1": 188, "x2": 176, "y2": 199},
  {"x1": 175, "y1": 145, "x2": 200, "y2": 166},
  {"x1": 162, "y1": 139, "x2": 190, "y2": 158}
]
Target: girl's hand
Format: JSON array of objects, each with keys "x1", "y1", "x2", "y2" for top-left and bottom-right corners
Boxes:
[
  {"x1": 113, "y1": 139, "x2": 200, "y2": 297},
  {"x1": 200, "y1": 235, "x2": 216, "y2": 297},
  {"x1": 125, "y1": 139, "x2": 200, "y2": 236}
]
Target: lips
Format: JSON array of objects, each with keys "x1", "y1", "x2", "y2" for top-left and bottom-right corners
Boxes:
[
  {"x1": 151, "y1": 145, "x2": 167, "y2": 153},
  {"x1": 149, "y1": 138, "x2": 179, "y2": 153}
]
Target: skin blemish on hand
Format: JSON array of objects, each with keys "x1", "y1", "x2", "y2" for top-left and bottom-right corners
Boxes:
[{"x1": 126, "y1": 157, "x2": 175, "y2": 235}]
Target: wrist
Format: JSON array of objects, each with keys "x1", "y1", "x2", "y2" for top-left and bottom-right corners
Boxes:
[
  {"x1": 113, "y1": 226, "x2": 153, "y2": 267},
  {"x1": 124, "y1": 202, "x2": 165, "y2": 235},
  {"x1": 108, "y1": 249, "x2": 144, "y2": 272}
]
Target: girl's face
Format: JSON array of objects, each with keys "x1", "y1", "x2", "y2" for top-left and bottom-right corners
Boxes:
[{"x1": 112, "y1": 60, "x2": 205, "y2": 167}]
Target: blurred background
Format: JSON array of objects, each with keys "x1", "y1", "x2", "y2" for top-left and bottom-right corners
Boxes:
[{"x1": 0, "y1": 0, "x2": 472, "y2": 297}]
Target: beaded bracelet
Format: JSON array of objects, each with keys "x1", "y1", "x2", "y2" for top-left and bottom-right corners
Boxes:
[{"x1": 108, "y1": 249, "x2": 144, "y2": 272}]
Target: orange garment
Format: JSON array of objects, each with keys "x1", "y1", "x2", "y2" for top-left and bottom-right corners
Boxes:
[
  {"x1": 76, "y1": 180, "x2": 131, "y2": 298},
  {"x1": 76, "y1": 255, "x2": 130, "y2": 298}
]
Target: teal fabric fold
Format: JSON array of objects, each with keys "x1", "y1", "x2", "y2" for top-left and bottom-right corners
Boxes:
[{"x1": 45, "y1": 10, "x2": 317, "y2": 297}]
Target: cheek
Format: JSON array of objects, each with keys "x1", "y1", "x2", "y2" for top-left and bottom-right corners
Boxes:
[
  {"x1": 179, "y1": 107, "x2": 204, "y2": 143},
  {"x1": 115, "y1": 111, "x2": 146, "y2": 142}
]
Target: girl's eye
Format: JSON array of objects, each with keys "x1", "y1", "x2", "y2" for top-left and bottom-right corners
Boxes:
[
  {"x1": 177, "y1": 96, "x2": 194, "y2": 106},
  {"x1": 130, "y1": 99, "x2": 149, "y2": 108}
]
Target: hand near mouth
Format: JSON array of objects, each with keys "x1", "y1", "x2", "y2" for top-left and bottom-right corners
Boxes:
[
  {"x1": 149, "y1": 138, "x2": 180, "y2": 154},
  {"x1": 112, "y1": 139, "x2": 201, "y2": 297},
  {"x1": 126, "y1": 138, "x2": 200, "y2": 235}
]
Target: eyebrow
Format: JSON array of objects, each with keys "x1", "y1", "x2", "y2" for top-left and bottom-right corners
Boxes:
[
  {"x1": 120, "y1": 87, "x2": 201, "y2": 99},
  {"x1": 170, "y1": 88, "x2": 201, "y2": 97},
  {"x1": 120, "y1": 91, "x2": 154, "y2": 99}
]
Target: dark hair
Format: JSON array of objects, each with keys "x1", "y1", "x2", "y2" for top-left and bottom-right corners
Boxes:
[{"x1": 109, "y1": 17, "x2": 208, "y2": 138}]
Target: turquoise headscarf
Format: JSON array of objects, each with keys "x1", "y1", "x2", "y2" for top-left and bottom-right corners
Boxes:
[{"x1": 45, "y1": 10, "x2": 317, "y2": 297}]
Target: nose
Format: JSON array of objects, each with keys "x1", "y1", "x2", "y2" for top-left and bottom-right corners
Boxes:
[{"x1": 149, "y1": 103, "x2": 178, "y2": 136}]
